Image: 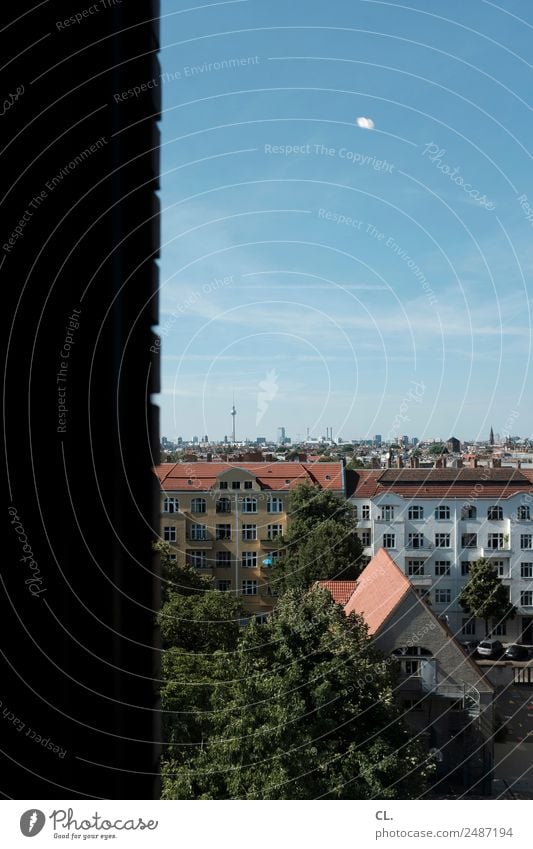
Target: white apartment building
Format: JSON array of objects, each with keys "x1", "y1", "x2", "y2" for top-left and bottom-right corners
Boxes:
[{"x1": 348, "y1": 465, "x2": 533, "y2": 644}]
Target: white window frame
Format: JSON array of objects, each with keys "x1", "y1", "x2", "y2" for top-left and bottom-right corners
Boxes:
[
  {"x1": 267, "y1": 524, "x2": 282, "y2": 540},
  {"x1": 163, "y1": 497, "x2": 179, "y2": 513},
  {"x1": 435, "y1": 505, "x2": 450, "y2": 520},
  {"x1": 267, "y1": 497, "x2": 283, "y2": 514},
  {"x1": 242, "y1": 551, "x2": 257, "y2": 568},
  {"x1": 408, "y1": 505, "x2": 424, "y2": 520},
  {"x1": 241, "y1": 497, "x2": 258, "y2": 514},
  {"x1": 435, "y1": 533, "x2": 451, "y2": 549},
  {"x1": 242, "y1": 524, "x2": 257, "y2": 541},
  {"x1": 163, "y1": 526, "x2": 176, "y2": 542},
  {"x1": 191, "y1": 497, "x2": 206, "y2": 514},
  {"x1": 242, "y1": 579, "x2": 258, "y2": 596},
  {"x1": 383, "y1": 533, "x2": 396, "y2": 549}
]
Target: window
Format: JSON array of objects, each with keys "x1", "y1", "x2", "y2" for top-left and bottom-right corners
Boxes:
[
  {"x1": 408, "y1": 505, "x2": 424, "y2": 520},
  {"x1": 521, "y1": 562, "x2": 533, "y2": 579},
  {"x1": 267, "y1": 497, "x2": 283, "y2": 513},
  {"x1": 242, "y1": 580, "x2": 257, "y2": 595},
  {"x1": 521, "y1": 534, "x2": 533, "y2": 550},
  {"x1": 380, "y1": 505, "x2": 395, "y2": 521},
  {"x1": 404, "y1": 659, "x2": 420, "y2": 676},
  {"x1": 267, "y1": 524, "x2": 282, "y2": 540},
  {"x1": 191, "y1": 497, "x2": 206, "y2": 514},
  {"x1": 270, "y1": 550, "x2": 282, "y2": 564},
  {"x1": 216, "y1": 551, "x2": 231, "y2": 567},
  {"x1": 518, "y1": 506, "x2": 530, "y2": 521},
  {"x1": 168, "y1": 554, "x2": 177, "y2": 562},
  {"x1": 488, "y1": 533, "x2": 504, "y2": 550},
  {"x1": 487, "y1": 506, "x2": 503, "y2": 520},
  {"x1": 243, "y1": 481, "x2": 253, "y2": 489},
  {"x1": 362, "y1": 505, "x2": 370, "y2": 519},
  {"x1": 461, "y1": 504, "x2": 477, "y2": 519},
  {"x1": 462, "y1": 618, "x2": 475, "y2": 636},
  {"x1": 352, "y1": 506, "x2": 358, "y2": 519},
  {"x1": 435, "y1": 588, "x2": 451, "y2": 603},
  {"x1": 189, "y1": 523, "x2": 207, "y2": 540},
  {"x1": 241, "y1": 497, "x2": 257, "y2": 514},
  {"x1": 435, "y1": 533, "x2": 450, "y2": 548},
  {"x1": 493, "y1": 621, "x2": 507, "y2": 636},
  {"x1": 520, "y1": 591, "x2": 533, "y2": 607},
  {"x1": 242, "y1": 551, "x2": 257, "y2": 568},
  {"x1": 217, "y1": 580, "x2": 231, "y2": 591},
  {"x1": 408, "y1": 533, "x2": 424, "y2": 549},
  {"x1": 461, "y1": 533, "x2": 477, "y2": 548},
  {"x1": 163, "y1": 526, "x2": 176, "y2": 542},
  {"x1": 188, "y1": 551, "x2": 207, "y2": 568},
  {"x1": 163, "y1": 497, "x2": 178, "y2": 513},
  {"x1": 266, "y1": 584, "x2": 277, "y2": 596},
  {"x1": 403, "y1": 699, "x2": 423, "y2": 712},
  {"x1": 216, "y1": 497, "x2": 231, "y2": 514},
  {"x1": 435, "y1": 505, "x2": 450, "y2": 520},
  {"x1": 461, "y1": 561, "x2": 471, "y2": 576},
  {"x1": 360, "y1": 530, "x2": 371, "y2": 546},
  {"x1": 383, "y1": 533, "x2": 396, "y2": 549},
  {"x1": 231, "y1": 481, "x2": 241, "y2": 490},
  {"x1": 407, "y1": 560, "x2": 425, "y2": 576},
  {"x1": 494, "y1": 560, "x2": 507, "y2": 578},
  {"x1": 435, "y1": 561, "x2": 451, "y2": 576},
  {"x1": 218, "y1": 481, "x2": 228, "y2": 490},
  {"x1": 216, "y1": 524, "x2": 231, "y2": 540},
  {"x1": 242, "y1": 524, "x2": 257, "y2": 541}
]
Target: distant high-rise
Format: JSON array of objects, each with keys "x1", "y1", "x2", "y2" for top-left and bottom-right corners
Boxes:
[
  {"x1": 374, "y1": 434, "x2": 382, "y2": 445},
  {"x1": 489, "y1": 426, "x2": 495, "y2": 446},
  {"x1": 277, "y1": 426, "x2": 286, "y2": 444}
]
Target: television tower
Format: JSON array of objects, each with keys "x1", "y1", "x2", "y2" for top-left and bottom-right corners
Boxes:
[{"x1": 231, "y1": 398, "x2": 236, "y2": 443}]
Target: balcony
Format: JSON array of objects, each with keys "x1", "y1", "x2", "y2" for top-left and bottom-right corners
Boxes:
[
  {"x1": 186, "y1": 537, "x2": 213, "y2": 549},
  {"x1": 405, "y1": 543, "x2": 433, "y2": 557},
  {"x1": 260, "y1": 538, "x2": 283, "y2": 548},
  {"x1": 481, "y1": 547, "x2": 512, "y2": 558},
  {"x1": 408, "y1": 574, "x2": 432, "y2": 588}
]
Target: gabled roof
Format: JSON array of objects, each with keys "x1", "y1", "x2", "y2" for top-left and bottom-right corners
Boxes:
[
  {"x1": 346, "y1": 467, "x2": 533, "y2": 499},
  {"x1": 155, "y1": 461, "x2": 344, "y2": 491},
  {"x1": 339, "y1": 549, "x2": 411, "y2": 636}
]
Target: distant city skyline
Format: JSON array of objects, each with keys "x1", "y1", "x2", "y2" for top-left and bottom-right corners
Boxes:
[{"x1": 157, "y1": 0, "x2": 533, "y2": 442}]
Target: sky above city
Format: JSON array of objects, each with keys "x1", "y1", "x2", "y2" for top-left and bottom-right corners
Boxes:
[{"x1": 157, "y1": 0, "x2": 533, "y2": 443}]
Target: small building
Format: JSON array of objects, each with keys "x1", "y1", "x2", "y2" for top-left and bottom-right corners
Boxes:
[
  {"x1": 446, "y1": 436, "x2": 461, "y2": 453},
  {"x1": 319, "y1": 548, "x2": 494, "y2": 795}
]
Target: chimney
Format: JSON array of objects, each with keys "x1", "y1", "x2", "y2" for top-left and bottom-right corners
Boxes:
[
  {"x1": 442, "y1": 455, "x2": 447, "y2": 468},
  {"x1": 396, "y1": 454, "x2": 403, "y2": 468},
  {"x1": 435, "y1": 458, "x2": 443, "y2": 468},
  {"x1": 517, "y1": 459, "x2": 521, "y2": 469},
  {"x1": 472, "y1": 456, "x2": 478, "y2": 468},
  {"x1": 409, "y1": 457, "x2": 416, "y2": 468},
  {"x1": 456, "y1": 459, "x2": 463, "y2": 468},
  {"x1": 492, "y1": 458, "x2": 501, "y2": 468},
  {"x1": 207, "y1": 452, "x2": 212, "y2": 462},
  {"x1": 386, "y1": 453, "x2": 392, "y2": 468}
]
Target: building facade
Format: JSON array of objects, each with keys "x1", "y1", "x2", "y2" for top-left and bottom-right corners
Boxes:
[
  {"x1": 348, "y1": 466, "x2": 533, "y2": 644},
  {"x1": 156, "y1": 461, "x2": 345, "y2": 616}
]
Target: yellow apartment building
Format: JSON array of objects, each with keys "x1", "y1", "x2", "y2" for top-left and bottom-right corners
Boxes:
[{"x1": 155, "y1": 461, "x2": 345, "y2": 617}]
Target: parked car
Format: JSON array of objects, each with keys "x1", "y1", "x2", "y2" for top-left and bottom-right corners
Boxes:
[
  {"x1": 503, "y1": 644, "x2": 529, "y2": 661},
  {"x1": 477, "y1": 639, "x2": 504, "y2": 658},
  {"x1": 462, "y1": 640, "x2": 479, "y2": 656}
]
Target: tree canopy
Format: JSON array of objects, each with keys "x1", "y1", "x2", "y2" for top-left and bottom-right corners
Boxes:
[
  {"x1": 459, "y1": 557, "x2": 516, "y2": 636},
  {"x1": 162, "y1": 587, "x2": 432, "y2": 799},
  {"x1": 271, "y1": 482, "x2": 363, "y2": 593}
]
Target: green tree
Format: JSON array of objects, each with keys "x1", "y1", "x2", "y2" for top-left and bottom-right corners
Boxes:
[
  {"x1": 271, "y1": 483, "x2": 363, "y2": 592},
  {"x1": 459, "y1": 557, "x2": 516, "y2": 636},
  {"x1": 157, "y1": 540, "x2": 245, "y2": 787},
  {"x1": 427, "y1": 443, "x2": 448, "y2": 456},
  {"x1": 162, "y1": 587, "x2": 432, "y2": 799}
]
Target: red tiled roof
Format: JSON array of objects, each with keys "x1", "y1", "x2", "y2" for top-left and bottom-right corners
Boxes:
[
  {"x1": 318, "y1": 549, "x2": 411, "y2": 636},
  {"x1": 317, "y1": 580, "x2": 358, "y2": 607},
  {"x1": 154, "y1": 462, "x2": 344, "y2": 491},
  {"x1": 346, "y1": 468, "x2": 533, "y2": 500}
]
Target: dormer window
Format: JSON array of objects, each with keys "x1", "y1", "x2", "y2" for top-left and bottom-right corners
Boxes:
[
  {"x1": 244, "y1": 481, "x2": 253, "y2": 489},
  {"x1": 219, "y1": 481, "x2": 228, "y2": 490}
]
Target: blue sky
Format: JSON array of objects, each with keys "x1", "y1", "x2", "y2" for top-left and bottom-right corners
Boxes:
[{"x1": 157, "y1": 0, "x2": 533, "y2": 443}]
